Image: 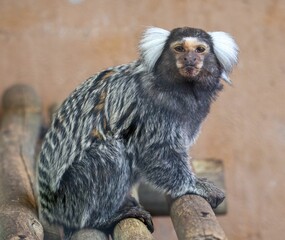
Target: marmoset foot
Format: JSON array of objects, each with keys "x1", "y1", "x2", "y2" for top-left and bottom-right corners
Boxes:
[
  {"x1": 193, "y1": 177, "x2": 225, "y2": 209},
  {"x1": 110, "y1": 197, "x2": 154, "y2": 233}
]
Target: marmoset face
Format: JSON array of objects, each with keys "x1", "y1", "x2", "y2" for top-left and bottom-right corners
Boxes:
[
  {"x1": 171, "y1": 37, "x2": 210, "y2": 78},
  {"x1": 140, "y1": 26, "x2": 238, "y2": 84}
]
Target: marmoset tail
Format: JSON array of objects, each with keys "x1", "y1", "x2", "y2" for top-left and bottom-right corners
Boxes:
[{"x1": 37, "y1": 26, "x2": 239, "y2": 237}]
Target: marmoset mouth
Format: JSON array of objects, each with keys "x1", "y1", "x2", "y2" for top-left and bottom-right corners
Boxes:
[
  {"x1": 180, "y1": 66, "x2": 200, "y2": 77},
  {"x1": 185, "y1": 65, "x2": 198, "y2": 71}
]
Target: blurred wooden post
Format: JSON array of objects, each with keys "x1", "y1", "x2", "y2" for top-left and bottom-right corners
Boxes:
[{"x1": 0, "y1": 84, "x2": 44, "y2": 239}]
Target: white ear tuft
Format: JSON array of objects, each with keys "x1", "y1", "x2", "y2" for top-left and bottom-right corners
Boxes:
[
  {"x1": 208, "y1": 31, "x2": 239, "y2": 83},
  {"x1": 140, "y1": 27, "x2": 170, "y2": 71}
]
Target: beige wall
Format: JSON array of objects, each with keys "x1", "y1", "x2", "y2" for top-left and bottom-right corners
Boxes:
[{"x1": 1, "y1": 0, "x2": 285, "y2": 239}]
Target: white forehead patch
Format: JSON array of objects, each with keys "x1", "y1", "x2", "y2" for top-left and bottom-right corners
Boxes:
[
  {"x1": 139, "y1": 27, "x2": 170, "y2": 71},
  {"x1": 182, "y1": 37, "x2": 206, "y2": 44},
  {"x1": 208, "y1": 31, "x2": 239, "y2": 83},
  {"x1": 181, "y1": 37, "x2": 209, "y2": 50},
  {"x1": 183, "y1": 37, "x2": 199, "y2": 42}
]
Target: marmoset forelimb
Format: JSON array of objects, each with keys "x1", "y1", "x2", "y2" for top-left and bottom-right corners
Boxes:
[{"x1": 37, "y1": 26, "x2": 239, "y2": 237}]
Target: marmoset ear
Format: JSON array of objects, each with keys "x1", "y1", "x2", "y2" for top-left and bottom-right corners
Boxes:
[
  {"x1": 208, "y1": 31, "x2": 239, "y2": 84},
  {"x1": 140, "y1": 27, "x2": 170, "y2": 72}
]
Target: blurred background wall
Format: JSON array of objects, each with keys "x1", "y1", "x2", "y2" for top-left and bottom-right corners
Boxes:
[{"x1": 1, "y1": 0, "x2": 285, "y2": 239}]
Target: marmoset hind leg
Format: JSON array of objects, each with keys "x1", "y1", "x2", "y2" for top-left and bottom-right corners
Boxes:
[{"x1": 40, "y1": 140, "x2": 152, "y2": 238}]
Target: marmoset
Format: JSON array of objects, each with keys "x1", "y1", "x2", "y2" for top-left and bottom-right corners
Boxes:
[{"x1": 37, "y1": 26, "x2": 238, "y2": 237}]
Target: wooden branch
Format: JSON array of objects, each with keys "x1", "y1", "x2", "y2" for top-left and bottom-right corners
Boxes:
[
  {"x1": 139, "y1": 159, "x2": 227, "y2": 216},
  {"x1": 113, "y1": 218, "x2": 154, "y2": 240},
  {"x1": 169, "y1": 194, "x2": 227, "y2": 240},
  {"x1": 0, "y1": 84, "x2": 43, "y2": 239},
  {"x1": 71, "y1": 229, "x2": 109, "y2": 240}
]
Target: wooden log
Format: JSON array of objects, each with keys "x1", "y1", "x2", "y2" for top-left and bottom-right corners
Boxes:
[
  {"x1": 113, "y1": 218, "x2": 154, "y2": 240},
  {"x1": 0, "y1": 84, "x2": 44, "y2": 239},
  {"x1": 71, "y1": 229, "x2": 109, "y2": 240},
  {"x1": 139, "y1": 158, "x2": 227, "y2": 216},
  {"x1": 111, "y1": 183, "x2": 155, "y2": 240},
  {"x1": 169, "y1": 194, "x2": 227, "y2": 240}
]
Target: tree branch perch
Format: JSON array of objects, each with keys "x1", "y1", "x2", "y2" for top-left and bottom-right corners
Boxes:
[
  {"x1": 169, "y1": 194, "x2": 227, "y2": 240},
  {"x1": 0, "y1": 84, "x2": 43, "y2": 239}
]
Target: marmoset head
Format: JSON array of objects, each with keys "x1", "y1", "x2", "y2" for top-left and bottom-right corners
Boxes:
[{"x1": 140, "y1": 27, "x2": 239, "y2": 84}]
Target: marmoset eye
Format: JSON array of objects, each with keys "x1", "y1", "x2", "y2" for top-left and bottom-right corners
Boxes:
[
  {"x1": 174, "y1": 45, "x2": 185, "y2": 52},
  {"x1": 196, "y1": 46, "x2": 206, "y2": 53}
]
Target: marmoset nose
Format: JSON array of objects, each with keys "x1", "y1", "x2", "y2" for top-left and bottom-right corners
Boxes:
[{"x1": 184, "y1": 55, "x2": 197, "y2": 65}]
